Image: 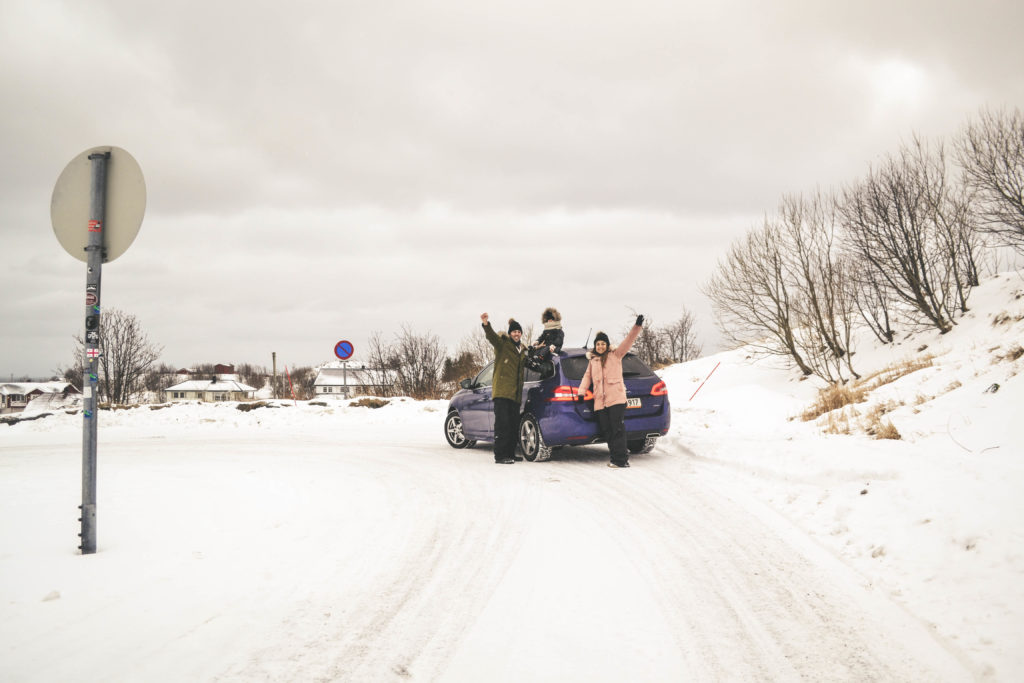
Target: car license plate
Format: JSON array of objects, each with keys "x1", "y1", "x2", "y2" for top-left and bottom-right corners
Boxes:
[{"x1": 626, "y1": 397, "x2": 641, "y2": 409}]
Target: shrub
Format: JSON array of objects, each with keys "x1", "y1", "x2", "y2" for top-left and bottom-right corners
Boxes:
[
  {"x1": 802, "y1": 355, "x2": 934, "y2": 423},
  {"x1": 236, "y1": 401, "x2": 275, "y2": 412},
  {"x1": 873, "y1": 420, "x2": 902, "y2": 440},
  {"x1": 352, "y1": 398, "x2": 389, "y2": 409},
  {"x1": 822, "y1": 410, "x2": 853, "y2": 435},
  {"x1": 802, "y1": 383, "x2": 867, "y2": 421}
]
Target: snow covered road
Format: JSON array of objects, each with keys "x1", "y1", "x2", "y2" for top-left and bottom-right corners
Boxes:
[{"x1": 0, "y1": 406, "x2": 973, "y2": 682}]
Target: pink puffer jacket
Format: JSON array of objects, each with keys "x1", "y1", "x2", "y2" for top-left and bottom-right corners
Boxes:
[{"x1": 578, "y1": 324, "x2": 642, "y2": 410}]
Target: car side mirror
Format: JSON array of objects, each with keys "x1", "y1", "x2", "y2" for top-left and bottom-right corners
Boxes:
[{"x1": 460, "y1": 378, "x2": 473, "y2": 389}]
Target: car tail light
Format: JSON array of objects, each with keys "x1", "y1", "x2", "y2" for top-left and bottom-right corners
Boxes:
[
  {"x1": 651, "y1": 381, "x2": 667, "y2": 396},
  {"x1": 547, "y1": 385, "x2": 592, "y2": 402},
  {"x1": 548, "y1": 385, "x2": 576, "y2": 401}
]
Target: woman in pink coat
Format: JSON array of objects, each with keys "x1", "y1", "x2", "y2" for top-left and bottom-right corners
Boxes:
[{"x1": 577, "y1": 315, "x2": 644, "y2": 468}]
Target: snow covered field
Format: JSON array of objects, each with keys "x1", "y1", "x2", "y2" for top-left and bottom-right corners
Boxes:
[{"x1": 2, "y1": 274, "x2": 1022, "y2": 682}]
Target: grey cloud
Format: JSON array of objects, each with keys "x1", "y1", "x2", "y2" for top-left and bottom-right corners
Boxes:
[{"x1": 2, "y1": 0, "x2": 1022, "y2": 376}]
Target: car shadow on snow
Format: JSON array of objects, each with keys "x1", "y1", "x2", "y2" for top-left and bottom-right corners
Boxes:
[
  {"x1": 455, "y1": 442, "x2": 618, "y2": 465},
  {"x1": 540, "y1": 445, "x2": 614, "y2": 464}
]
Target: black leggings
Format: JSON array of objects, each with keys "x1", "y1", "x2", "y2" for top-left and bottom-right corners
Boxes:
[{"x1": 596, "y1": 403, "x2": 627, "y2": 465}]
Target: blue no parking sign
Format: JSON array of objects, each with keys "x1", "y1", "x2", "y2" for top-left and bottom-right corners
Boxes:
[{"x1": 334, "y1": 340, "x2": 354, "y2": 360}]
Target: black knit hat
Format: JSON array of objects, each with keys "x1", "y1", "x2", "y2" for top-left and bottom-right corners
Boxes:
[
  {"x1": 507, "y1": 318, "x2": 522, "y2": 334},
  {"x1": 594, "y1": 331, "x2": 610, "y2": 348}
]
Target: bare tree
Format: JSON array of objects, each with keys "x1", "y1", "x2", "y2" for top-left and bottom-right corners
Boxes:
[
  {"x1": 365, "y1": 326, "x2": 447, "y2": 399},
  {"x1": 191, "y1": 363, "x2": 216, "y2": 378},
  {"x1": 236, "y1": 363, "x2": 267, "y2": 391},
  {"x1": 458, "y1": 328, "x2": 494, "y2": 367},
  {"x1": 704, "y1": 221, "x2": 814, "y2": 375},
  {"x1": 55, "y1": 344, "x2": 86, "y2": 390},
  {"x1": 389, "y1": 325, "x2": 447, "y2": 399},
  {"x1": 662, "y1": 310, "x2": 702, "y2": 363},
  {"x1": 364, "y1": 330, "x2": 397, "y2": 397},
  {"x1": 442, "y1": 352, "x2": 480, "y2": 392},
  {"x1": 443, "y1": 329, "x2": 493, "y2": 387},
  {"x1": 627, "y1": 316, "x2": 668, "y2": 367},
  {"x1": 778, "y1": 192, "x2": 861, "y2": 382},
  {"x1": 622, "y1": 312, "x2": 701, "y2": 367},
  {"x1": 838, "y1": 139, "x2": 959, "y2": 334},
  {"x1": 922, "y1": 145, "x2": 982, "y2": 314},
  {"x1": 297, "y1": 367, "x2": 318, "y2": 399},
  {"x1": 143, "y1": 362, "x2": 179, "y2": 393},
  {"x1": 850, "y1": 257, "x2": 896, "y2": 344},
  {"x1": 956, "y1": 107, "x2": 1024, "y2": 252},
  {"x1": 71, "y1": 308, "x2": 163, "y2": 404}
]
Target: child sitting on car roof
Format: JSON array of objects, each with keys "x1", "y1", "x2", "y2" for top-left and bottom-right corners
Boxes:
[{"x1": 526, "y1": 307, "x2": 564, "y2": 372}]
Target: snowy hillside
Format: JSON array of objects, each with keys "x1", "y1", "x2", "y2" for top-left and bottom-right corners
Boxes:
[
  {"x1": 661, "y1": 270, "x2": 1024, "y2": 680},
  {"x1": 1, "y1": 273, "x2": 1022, "y2": 681}
]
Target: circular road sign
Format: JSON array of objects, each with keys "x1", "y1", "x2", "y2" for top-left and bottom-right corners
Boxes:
[
  {"x1": 334, "y1": 340, "x2": 354, "y2": 360},
  {"x1": 51, "y1": 146, "x2": 146, "y2": 263}
]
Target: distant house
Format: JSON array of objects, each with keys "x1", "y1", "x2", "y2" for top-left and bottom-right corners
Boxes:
[
  {"x1": 313, "y1": 364, "x2": 392, "y2": 398},
  {"x1": 1, "y1": 382, "x2": 81, "y2": 414},
  {"x1": 163, "y1": 368, "x2": 257, "y2": 403}
]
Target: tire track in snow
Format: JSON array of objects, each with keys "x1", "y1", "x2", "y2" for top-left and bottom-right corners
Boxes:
[
  {"x1": 534, "y1": 448, "x2": 971, "y2": 681},
  {"x1": 213, "y1": 440, "x2": 541, "y2": 682}
]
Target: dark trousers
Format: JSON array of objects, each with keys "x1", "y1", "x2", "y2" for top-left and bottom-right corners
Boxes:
[
  {"x1": 596, "y1": 403, "x2": 627, "y2": 465},
  {"x1": 493, "y1": 397, "x2": 520, "y2": 461}
]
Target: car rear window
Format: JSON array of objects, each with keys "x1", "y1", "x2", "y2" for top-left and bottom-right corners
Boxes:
[{"x1": 560, "y1": 354, "x2": 656, "y2": 380}]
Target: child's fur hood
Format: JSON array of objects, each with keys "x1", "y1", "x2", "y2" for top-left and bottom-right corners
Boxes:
[{"x1": 542, "y1": 307, "x2": 561, "y2": 323}]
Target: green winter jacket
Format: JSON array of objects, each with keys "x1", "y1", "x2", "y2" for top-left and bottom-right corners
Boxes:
[{"x1": 483, "y1": 321, "x2": 527, "y2": 402}]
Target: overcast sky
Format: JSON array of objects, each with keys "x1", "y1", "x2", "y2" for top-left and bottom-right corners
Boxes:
[{"x1": 2, "y1": 0, "x2": 1023, "y2": 379}]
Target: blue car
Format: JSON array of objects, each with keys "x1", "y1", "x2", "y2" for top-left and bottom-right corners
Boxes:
[{"x1": 443, "y1": 348, "x2": 671, "y2": 461}]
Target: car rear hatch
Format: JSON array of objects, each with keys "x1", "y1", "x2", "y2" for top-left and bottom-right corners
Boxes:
[{"x1": 556, "y1": 354, "x2": 667, "y2": 420}]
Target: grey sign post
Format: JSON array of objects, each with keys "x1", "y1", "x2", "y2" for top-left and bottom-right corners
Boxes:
[{"x1": 51, "y1": 146, "x2": 146, "y2": 554}]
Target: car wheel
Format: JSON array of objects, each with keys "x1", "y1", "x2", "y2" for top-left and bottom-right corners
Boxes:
[
  {"x1": 519, "y1": 414, "x2": 552, "y2": 462},
  {"x1": 444, "y1": 411, "x2": 470, "y2": 449},
  {"x1": 627, "y1": 436, "x2": 657, "y2": 455}
]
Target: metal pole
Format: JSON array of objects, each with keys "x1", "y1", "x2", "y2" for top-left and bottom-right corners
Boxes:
[
  {"x1": 272, "y1": 352, "x2": 277, "y2": 399},
  {"x1": 79, "y1": 151, "x2": 109, "y2": 555}
]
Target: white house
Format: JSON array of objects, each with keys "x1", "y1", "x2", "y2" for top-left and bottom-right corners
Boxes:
[
  {"x1": 163, "y1": 376, "x2": 257, "y2": 403},
  {"x1": 313, "y1": 364, "x2": 391, "y2": 398},
  {"x1": 1, "y1": 382, "x2": 81, "y2": 414}
]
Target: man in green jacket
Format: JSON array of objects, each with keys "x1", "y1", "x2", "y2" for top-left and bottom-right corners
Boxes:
[{"x1": 481, "y1": 312, "x2": 527, "y2": 464}]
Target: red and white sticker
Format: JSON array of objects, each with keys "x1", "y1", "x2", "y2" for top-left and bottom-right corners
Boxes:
[
  {"x1": 86, "y1": 348, "x2": 100, "y2": 360},
  {"x1": 88, "y1": 220, "x2": 102, "y2": 233},
  {"x1": 86, "y1": 293, "x2": 97, "y2": 306}
]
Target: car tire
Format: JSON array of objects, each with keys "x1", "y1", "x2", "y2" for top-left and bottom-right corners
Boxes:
[
  {"x1": 627, "y1": 437, "x2": 657, "y2": 455},
  {"x1": 444, "y1": 411, "x2": 471, "y2": 449},
  {"x1": 519, "y1": 414, "x2": 552, "y2": 462}
]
